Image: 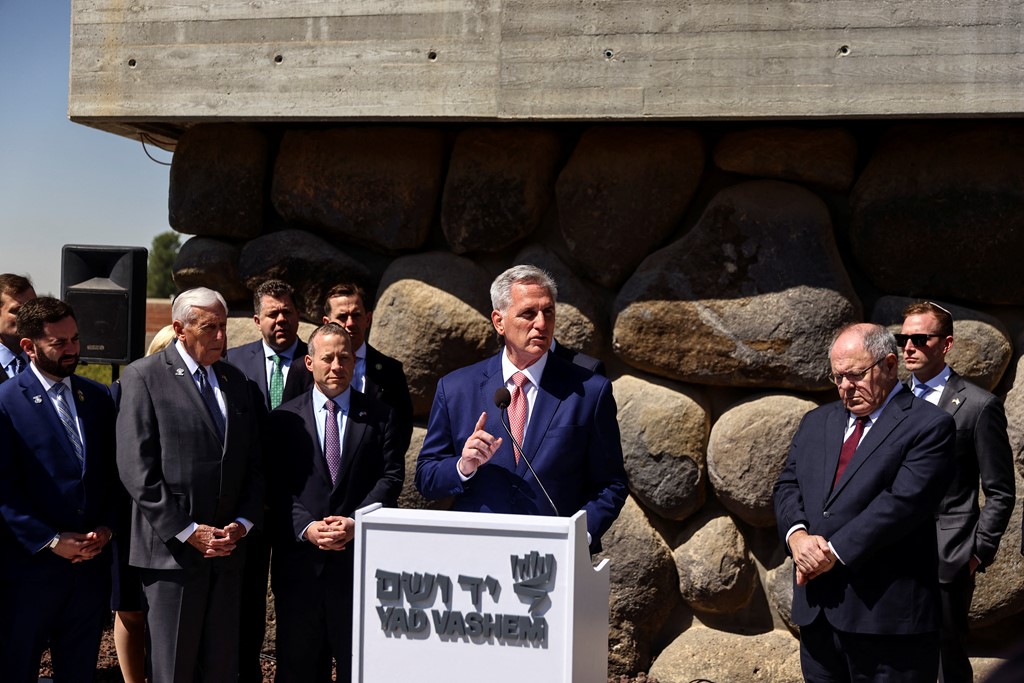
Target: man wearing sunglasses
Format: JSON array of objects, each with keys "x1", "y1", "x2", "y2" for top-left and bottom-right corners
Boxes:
[
  {"x1": 900, "y1": 301, "x2": 1016, "y2": 683},
  {"x1": 774, "y1": 323, "x2": 956, "y2": 682}
]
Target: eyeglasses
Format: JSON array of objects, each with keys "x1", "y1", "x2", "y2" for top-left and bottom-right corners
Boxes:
[
  {"x1": 894, "y1": 333, "x2": 943, "y2": 348},
  {"x1": 829, "y1": 356, "x2": 885, "y2": 386}
]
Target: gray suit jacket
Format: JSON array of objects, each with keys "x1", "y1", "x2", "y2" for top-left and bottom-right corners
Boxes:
[
  {"x1": 933, "y1": 371, "x2": 1016, "y2": 582},
  {"x1": 115, "y1": 343, "x2": 265, "y2": 571}
]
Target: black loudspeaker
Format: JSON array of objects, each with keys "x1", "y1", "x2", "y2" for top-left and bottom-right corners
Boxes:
[{"x1": 61, "y1": 245, "x2": 148, "y2": 365}]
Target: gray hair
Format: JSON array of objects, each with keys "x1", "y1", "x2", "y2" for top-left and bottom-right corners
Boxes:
[
  {"x1": 829, "y1": 323, "x2": 897, "y2": 361},
  {"x1": 489, "y1": 265, "x2": 558, "y2": 312},
  {"x1": 307, "y1": 322, "x2": 351, "y2": 357},
  {"x1": 171, "y1": 287, "x2": 228, "y2": 326}
]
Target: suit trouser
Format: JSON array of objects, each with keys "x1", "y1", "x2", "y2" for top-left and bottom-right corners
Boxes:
[
  {"x1": 0, "y1": 565, "x2": 109, "y2": 683},
  {"x1": 274, "y1": 560, "x2": 354, "y2": 683},
  {"x1": 800, "y1": 611, "x2": 939, "y2": 683},
  {"x1": 140, "y1": 559, "x2": 243, "y2": 683},
  {"x1": 238, "y1": 528, "x2": 270, "y2": 683},
  {"x1": 939, "y1": 565, "x2": 975, "y2": 683}
]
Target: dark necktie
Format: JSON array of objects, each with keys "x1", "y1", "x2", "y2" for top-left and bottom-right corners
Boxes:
[
  {"x1": 52, "y1": 383, "x2": 85, "y2": 470},
  {"x1": 508, "y1": 372, "x2": 529, "y2": 465},
  {"x1": 269, "y1": 354, "x2": 284, "y2": 409},
  {"x1": 195, "y1": 366, "x2": 226, "y2": 442},
  {"x1": 324, "y1": 398, "x2": 341, "y2": 485},
  {"x1": 833, "y1": 415, "x2": 869, "y2": 489}
]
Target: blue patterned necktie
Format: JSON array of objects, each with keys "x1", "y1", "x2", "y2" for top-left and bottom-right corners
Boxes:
[
  {"x1": 52, "y1": 383, "x2": 85, "y2": 470},
  {"x1": 195, "y1": 366, "x2": 226, "y2": 442}
]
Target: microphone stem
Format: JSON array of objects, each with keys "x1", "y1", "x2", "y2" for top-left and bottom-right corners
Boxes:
[{"x1": 499, "y1": 408, "x2": 560, "y2": 517}]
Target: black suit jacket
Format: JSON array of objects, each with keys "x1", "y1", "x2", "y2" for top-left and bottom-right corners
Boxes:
[
  {"x1": 773, "y1": 388, "x2": 956, "y2": 635},
  {"x1": 0, "y1": 371, "x2": 117, "y2": 581},
  {"x1": 551, "y1": 341, "x2": 605, "y2": 376},
  {"x1": 226, "y1": 339, "x2": 313, "y2": 411},
  {"x1": 363, "y1": 344, "x2": 413, "y2": 457},
  {"x1": 115, "y1": 344, "x2": 265, "y2": 571},
  {"x1": 267, "y1": 388, "x2": 404, "y2": 583},
  {"x1": 930, "y1": 371, "x2": 1016, "y2": 581}
]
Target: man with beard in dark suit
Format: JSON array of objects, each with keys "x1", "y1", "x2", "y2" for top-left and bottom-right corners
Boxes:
[
  {"x1": 900, "y1": 301, "x2": 1015, "y2": 683},
  {"x1": 0, "y1": 296, "x2": 116, "y2": 682},
  {"x1": 116, "y1": 287, "x2": 264, "y2": 683},
  {"x1": 268, "y1": 322, "x2": 403, "y2": 682},
  {"x1": 226, "y1": 279, "x2": 313, "y2": 681}
]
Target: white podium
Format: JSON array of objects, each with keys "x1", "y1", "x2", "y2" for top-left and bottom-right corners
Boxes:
[{"x1": 351, "y1": 505, "x2": 610, "y2": 682}]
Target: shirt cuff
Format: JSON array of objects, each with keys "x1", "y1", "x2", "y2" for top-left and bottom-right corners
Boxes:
[
  {"x1": 456, "y1": 459, "x2": 476, "y2": 482},
  {"x1": 235, "y1": 518, "x2": 253, "y2": 536},
  {"x1": 300, "y1": 521, "x2": 315, "y2": 543},
  {"x1": 784, "y1": 524, "x2": 807, "y2": 545},
  {"x1": 176, "y1": 522, "x2": 199, "y2": 544},
  {"x1": 827, "y1": 541, "x2": 845, "y2": 565}
]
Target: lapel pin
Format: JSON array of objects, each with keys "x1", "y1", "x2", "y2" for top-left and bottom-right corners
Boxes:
[
  {"x1": 952, "y1": 398, "x2": 961, "y2": 406},
  {"x1": 375, "y1": 363, "x2": 383, "y2": 371},
  {"x1": 358, "y1": 410, "x2": 367, "y2": 418},
  {"x1": 76, "y1": 389, "x2": 85, "y2": 402},
  {"x1": 219, "y1": 374, "x2": 227, "y2": 384},
  {"x1": 175, "y1": 368, "x2": 185, "y2": 377},
  {"x1": 32, "y1": 395, "x2": 43, "y2": 404}
]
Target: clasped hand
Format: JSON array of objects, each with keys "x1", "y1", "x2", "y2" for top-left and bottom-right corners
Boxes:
[
  {"x1": 187, "y1": 522, "x2": 245, "y2": 558},
  {"x1": 306, "y1": 516, "x2": 354, "y2": 551},
  {"x1": 788, "y1": 530, "x2": 836, "y2": 585},
  {"x1": 52, "y1": 526, "x2": 113, "y2": 563}
]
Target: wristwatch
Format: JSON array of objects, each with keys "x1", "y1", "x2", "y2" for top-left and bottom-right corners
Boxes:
[{"x1": 46, "y1": 534, "x2": 60, "y2": 551}]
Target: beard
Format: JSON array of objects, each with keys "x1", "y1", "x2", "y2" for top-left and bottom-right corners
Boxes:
[{"x1": 33, "y1": 350, "x2": 79, "y2": 378}]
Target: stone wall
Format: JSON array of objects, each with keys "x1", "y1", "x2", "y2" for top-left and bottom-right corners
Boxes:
[{"x1": 172, "y1": 120, "x2": 1024, "y2": 678}]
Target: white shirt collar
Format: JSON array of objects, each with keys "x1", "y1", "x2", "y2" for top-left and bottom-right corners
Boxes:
[
  {"x1": 174, "y1": 339, "x2": 204, "y2": 375},
  {"x1": 911, "y1": 364, "x2": 951, "y2": 393},
  {"x1": 312, "y1": 383, "x2": 351, "y2": 414},
  {"x1": 262, "y1": 337, "x2": 299, "y2": 361},
  {"x1": 29, "y1": 362, "x2": 72, "y2": 394},
  {"x1": 501, "y1": 348, "x2": 548, "y2": 387}
]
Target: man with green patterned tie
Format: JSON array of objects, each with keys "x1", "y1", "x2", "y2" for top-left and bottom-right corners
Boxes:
[{"x1": 227, "y1": 278, "x2": 313, "y2": 683}]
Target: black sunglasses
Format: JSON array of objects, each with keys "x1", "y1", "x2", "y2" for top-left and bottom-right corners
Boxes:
[{"x1": 894, "y1": 333, "x2": 943, "y2": 348}]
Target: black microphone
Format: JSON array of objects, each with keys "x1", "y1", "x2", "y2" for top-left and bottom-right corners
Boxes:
[{"x1": 493, "y1": 388, "x2": 560, "y2": 517}]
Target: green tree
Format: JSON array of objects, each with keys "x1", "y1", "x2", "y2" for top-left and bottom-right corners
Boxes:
[{"x1": 147, "y1": 230, "x2": 181, "y2": 297}]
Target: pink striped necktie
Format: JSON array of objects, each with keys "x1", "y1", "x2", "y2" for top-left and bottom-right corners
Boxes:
[{"x1": 508, "y1": 372, "x2": 529, "y2": 465}]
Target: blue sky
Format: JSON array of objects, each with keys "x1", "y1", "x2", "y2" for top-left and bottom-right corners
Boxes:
[{"x1": 0, "y1": 1, "x2": 172, "y2": 296}]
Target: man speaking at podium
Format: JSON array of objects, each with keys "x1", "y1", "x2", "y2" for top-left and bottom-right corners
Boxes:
[{"x1": 416, "y1": 265, "x2": 627, "y2": 553}]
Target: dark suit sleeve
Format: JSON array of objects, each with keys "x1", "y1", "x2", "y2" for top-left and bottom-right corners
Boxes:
[
  {"x1": 355, "y1": 404, "x2": 405, "y2": 509},
  {"x1": 415, "y1": 376, "x2": 465, "y2": 500},
  {"x1": 773, "y1": 414, "x2": 812, "y2": 547},
  {"x1": 0, "y1": 403, "x2": 57, "y2": 551},
  {"x1": 580, "y1": 378, "x2": 628, "y2": 547},
  {"x1": 972, "y1": 394, "x2": 1016, "y2": 567},
  {"x1": 829, "y1": 411, "x2": 956, "y2": 570},
  {"x1": 235, "y1": 378, "x2": 267, "y2": 530},
  {"x1": 115, "y1": 364, "x2": 194, "y2": 542}
]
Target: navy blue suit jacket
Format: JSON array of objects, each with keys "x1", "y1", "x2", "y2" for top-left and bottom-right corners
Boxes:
[
  {"x1": 415, "y1": 351, "x2": 628, "y2": 552},
  {"x1": 267, "y1": 389, "x2": 403, "y2": 580},
  {"x1": 226, "y1": 339, "x2": 313, "y2": 411},
  {"x1": 773, "y1": 388, "x2": 956, "y2": 635},
  {"x1": 0, "y1": 370, "x2": 116, "y2": 580}
]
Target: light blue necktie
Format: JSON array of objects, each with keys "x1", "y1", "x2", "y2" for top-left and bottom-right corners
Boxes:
[
  {"x1": 914, "y1": 382, "x2": 933, "y2": 399},
  {"x1": 52, "y1": 383, "x2": 85, "y2": 470}
]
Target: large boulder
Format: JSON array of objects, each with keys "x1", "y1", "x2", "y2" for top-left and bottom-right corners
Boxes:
[
  {"x1": 613, "y1": 180, "x2": 861, "y2": 390},
  {"x1": 556, "y1": 126, "x2": 704, "y2": 288},
  {"x1": 765, "y1": 556, "x2": 797, "y2": 633},
  {"x1": 871, "y1": 296, "x2": 1012, "y2": 392},
  {"x1": 169, "y1": 124, "x2": 267, "y2": 239},
  {"x1": 649, "y1": 626, "x2": 802, "y2": 683},
  {"x1": 596, "y1": 497, "x2": 679, "y2": 677},
  {"x1": 713, "y1": 126, "x2": 858, "y2": 191},
  {"x1": 441, "y1": 127, "x2": 562, "y2": 254},
  {"x1": 1001, "y1": 347, "x2": 1024, "y2": 478},
  {"x1": 708, "y1": 394, "x2": 818, "y2": 527},
  {"x1": 371, "y1": 252, "x2": 496, "y2": 417},
  {"x1": 271, "y1": 128, "x2": 444, "y2": 252},
  {"x1": 512, "y1": 244, "x2": 607, "y2": 359},
  {"x1": 613, "y1": 375, "x2": 709, "y2": 521},
  {"x1": 172, "y1": 236, "x2": 249, "y2": 305},
  {"x1": 237, "y1": 229, "x2": 370, "y2": 322},
  {"x1": 850, "y1": 123, "x2": 1024, "y2": 305},
  {"x1": 671, "y1": 510, "x2": 758, "y2": 614}
]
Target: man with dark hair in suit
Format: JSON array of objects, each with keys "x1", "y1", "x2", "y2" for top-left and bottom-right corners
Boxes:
[
  {"x1": 116, "y1": 287, "x2": 264, "y2": 683},
  {"x1": 0, "y1": 273, "x2": 36, "y2": 384},
  {"x1": 226, "y1": 279, "x2": 313, "y2": 682},
  {"x1": 268, "y1": 322, "x2": 403, "y2": 683},
  {"x1": 416, "y1": 264, "x2": 628, "y2": 553},
  {"x1": 0, "y1": 296, "x2": 116, "y2": 682},
  {"x1": 900, "y1": 301, "x2": 1016, "y2": 683},
  {"x1": 323, "y1": 282, "x2": 413, "y2": 457},
  {"x1": 773, "y1": 323, "x2": 956, "y2": 682}
]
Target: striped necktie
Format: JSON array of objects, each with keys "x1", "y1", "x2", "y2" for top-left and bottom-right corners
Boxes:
[{"x1": 52, "y1": 383, "x2": 85, "y2": 470}]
